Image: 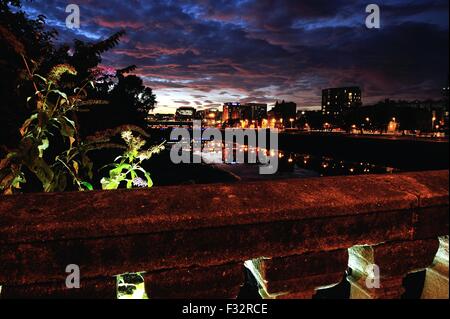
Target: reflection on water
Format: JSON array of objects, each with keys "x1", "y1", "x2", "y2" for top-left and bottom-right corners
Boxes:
[
  {"x1": 283, "y1": 153, "x2": 397, "y2": 177},
  {"x1": 196, "y1": 140, "x2": 398, "y2": 179}
]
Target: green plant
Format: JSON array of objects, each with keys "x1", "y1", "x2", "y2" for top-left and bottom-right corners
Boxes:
[
  {"x1": 100, "y1": 131, "x2": 165, "y2": 190},
  {"x1": 0, "y1": 60, "x2": 118, "y2": 194},
  {"x1": 116, "y1": 272, "x2": 148, "y2": 299},
  {"x1": 0, "y1": 55, "x2": 164, "y2": 195}
]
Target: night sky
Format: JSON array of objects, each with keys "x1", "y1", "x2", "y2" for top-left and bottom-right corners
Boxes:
[{"x1": 19, "y1": 0, "x2": 449, "y2": 113}]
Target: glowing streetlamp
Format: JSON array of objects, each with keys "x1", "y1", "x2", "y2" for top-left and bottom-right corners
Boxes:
[{"x1": 289, "y1": 118, "x2": 294, "y2": 128}]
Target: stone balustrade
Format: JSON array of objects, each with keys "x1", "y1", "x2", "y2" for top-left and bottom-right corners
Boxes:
[{"x1": 0, "y1": 170, "x2": 448, "y2": 299}]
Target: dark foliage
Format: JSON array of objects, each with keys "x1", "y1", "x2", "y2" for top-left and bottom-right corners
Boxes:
[{"x1": 0, "y1": 1, "x2": 156, "y2": 148}]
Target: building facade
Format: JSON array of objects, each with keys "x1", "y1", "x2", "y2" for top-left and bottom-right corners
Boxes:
[
  {"x1": 197, "y1": 108, "x2": 222, "y2": 126},
  {"x1": 175, "y1": 107, "x2": 196, "y2": 122},
  {"x1": 322, "y1": 87, "x2": 362, "y2": 116},
  {"x1": 222, "y1": 102, "x2": 242, "y2": 122},
  {"x1": 271, "y1": 101, "x2": 297, "y2": 123},
  {"x1": 222, "y1": 102, "x2": 268, "y2": 127}
]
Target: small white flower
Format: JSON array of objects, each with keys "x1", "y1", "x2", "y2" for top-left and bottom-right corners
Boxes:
[{"x1": 132, "y1": 177, "x2": 147, "y2": 188}]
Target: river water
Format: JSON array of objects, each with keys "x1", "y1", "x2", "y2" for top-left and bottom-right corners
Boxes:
[{"x1": 149, "y1": 140, "x2": 398, "y2": 186}]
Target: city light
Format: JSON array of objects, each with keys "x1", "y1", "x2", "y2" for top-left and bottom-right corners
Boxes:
[{"x1": 0, "y1": 0, "x2": 448, "y2": 304}]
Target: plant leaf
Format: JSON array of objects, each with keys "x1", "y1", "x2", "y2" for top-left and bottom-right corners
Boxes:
[
  {"x1": 20, "y1": 114, "x2": 38, "y2": 137},
  {"x1": 72, "y1": 161, "x2": 79, "y2": 174},
  {"x1": 33, "y1": 74, "x2": 48, "y2": 83},
  {"x1": 38, "y1": 138, "x2": 49, "y2": 158},
  {"x1": 51, "y1": 89, "x2": 68, "y2": 100},
  {"x1": 81, "y1": 181, "x2": 94, "y2": 191},
  {"x1": 101, "y1": 177, "x2": 119, "y2": 190},
  {"x1": 144, "y1": 172, "x2": 153, "y2": 188}
]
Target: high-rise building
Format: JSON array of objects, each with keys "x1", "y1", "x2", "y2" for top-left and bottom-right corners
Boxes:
[
  {"x1": 242, "y1": 103, "x2": 268, "y2": 123},
  {"x1": 322, "y1": 87, "x2": 362, "y2": 116},
  {"x1": 222, "y1": 102, "x2": 268, "y2": 127},
  {"x1": 222, "y1": 102, "x2": 242, "y2": 122}
]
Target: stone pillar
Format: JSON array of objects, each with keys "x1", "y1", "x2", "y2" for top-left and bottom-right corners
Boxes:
[
  {"x1": 245, "y1": 249, "x2": 348, "y2": 299},
  {"x1": 347, "y1": 239, "x2": 439, "y2": 299},
  {"x1": 421, "y1": 236, "x2": 449, "y2": 299},
  {"x1": 144, "y1": 263, "x2": 244, "y2": 299}
]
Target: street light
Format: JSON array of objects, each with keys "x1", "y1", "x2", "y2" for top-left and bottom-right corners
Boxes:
[{"x1": 289, "y1": 118, "x2": 294, "y2": 128}]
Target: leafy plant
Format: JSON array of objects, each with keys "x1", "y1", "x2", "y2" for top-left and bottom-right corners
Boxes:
[
  {"x1": 0, "y1": 62, "x2": 101, "y2": 194},
  {"x1": 0, "y1": 16, "x2": 163, "y2": 194},
  {"x1": 116, "y1": 272, "x2": 148, "y2": 299},
  {"x1": 100, "y1": 131, "x2": 165, "y2": 190}
]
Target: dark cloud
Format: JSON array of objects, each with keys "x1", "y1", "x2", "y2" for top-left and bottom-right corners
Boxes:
[
  {"x1": 204, "y1": 103, "x2": 222, "y2": 108},
  {"x1": 174, "y1": 100, "x2": 191, "y2": 104},
  {"x1": 19, "y1": 0, "x2": 449, "y2": 107}
]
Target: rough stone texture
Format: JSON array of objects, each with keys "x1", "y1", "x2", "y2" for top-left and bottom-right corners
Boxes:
[
  {"x1": 144, "y1": 263, "x2": 244, "y2": 299},
  {"x1": 4, "y1": 171, "x2": 445, "y2": 244},
  {"x1": 413, "y1": 206, "x2": 449, "y2": 239},
  {"x1": 347, "y1": 239, "x2": 440, "y2": 299},
  {"x1": 1, "y1": 276, "x2": 116, "y2": 299},
  {"x1": 347, "y1": 276, "x2": 405, "y2": 299},
  {"x1": 246, "y1": 249, "x2": 348, "y2": 299},
  {"x1": 421, "y1": 236, "x2": 449, "y2": 299},
  {"x1": 0, "y1": 209, "x2": 414, "y2": 286},
  {"x1": 0, "y1": 170, "x2": 448, "y2": 298}
]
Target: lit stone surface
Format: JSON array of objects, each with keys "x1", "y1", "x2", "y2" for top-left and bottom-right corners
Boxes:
[
  {"x1": 347, "y1": 239, "x2": 440, "y2": 299},
  {"x1": 421, "y1": 236, "x2": 449, "y2": 299},
  {"x1": 0, "y1": 170, "x2": 447, "y2": 298},
  {"x1": 144, "y1": 263, "x2": 244, "y2": 299},
  {"x1": 246, "y1": 250, "x2": 348, "y2": 299}
]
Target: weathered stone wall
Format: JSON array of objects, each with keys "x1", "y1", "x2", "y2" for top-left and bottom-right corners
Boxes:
[{"x1": 0, "y1": 170, "x2": 448, "y2": 299}]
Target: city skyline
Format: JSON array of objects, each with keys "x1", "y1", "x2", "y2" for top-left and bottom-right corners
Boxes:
[{"x1": 18, "y1": 0, "x2": 449, "y2": 113}]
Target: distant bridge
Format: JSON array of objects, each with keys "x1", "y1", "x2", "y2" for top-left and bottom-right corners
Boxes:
[{"x1": 147, "y1": 121, "x2": 195, "y2": 128}]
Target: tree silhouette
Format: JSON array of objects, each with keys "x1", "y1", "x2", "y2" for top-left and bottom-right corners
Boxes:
[
  {"x1": 1, "y1": 1, "x2": 156, "y2": 150},
  {"x1": 0, "y1": 0, "x2": 56, "y2": 148}
]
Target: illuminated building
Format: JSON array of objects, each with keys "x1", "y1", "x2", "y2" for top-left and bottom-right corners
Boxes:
[
  {"x1": 322, "y1": 87, "x2": 362, "y2": 116},
  {"x1": 222, "y1": 102, "x2": 242, "y2": 122},
  {"x1": 222, "y1": 102, "x2": 268, "y2": 127},
  {"x1": 241, "y1": 103, "x2": 268, "y2": 127},
  {"x1": 147, "y1": 113, "x2": 174, "y2": 121},
  {"x1": 175, "y1": 107, "x2": 196, "y2": 122},
  {"x1": 197, "y1": 108, "x2": 221, "y2": 126}
]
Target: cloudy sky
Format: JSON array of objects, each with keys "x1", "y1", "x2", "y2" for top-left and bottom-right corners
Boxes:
[{"x1": 19, "y1": 0, "x2": 449, "y2": 113}]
